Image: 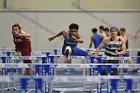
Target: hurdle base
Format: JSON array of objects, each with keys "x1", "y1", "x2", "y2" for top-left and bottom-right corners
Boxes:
[{"x1": 53, "y1": 88, "x2": 139, "y2": 92}]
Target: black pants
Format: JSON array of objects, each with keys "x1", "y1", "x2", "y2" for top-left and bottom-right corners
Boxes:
[
  {"x1": 137, "y1": 51, "x2": 140, "y2": 56},
  {"x1": 101, "y1": 60, "x2": 119, "y2": 75},
  {"x1": 137, "y1": 52, "x2": 140, "y2": 63}
]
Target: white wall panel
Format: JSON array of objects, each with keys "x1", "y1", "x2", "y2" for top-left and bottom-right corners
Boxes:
[
  {"x1": 0, "y1": 0, "x2": 3, "y2": 8},
  {"x1": 83, "y1": 0, "x2": 140, "y2": 9},
  {"x1": 8, "y1": 0, "x2": 76, "y2": 9}
]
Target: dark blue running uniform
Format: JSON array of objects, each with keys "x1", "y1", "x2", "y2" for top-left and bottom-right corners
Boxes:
[
  {"x1": 92, "y1": 34, "x2": 102, "y2": 48},
  {"x1": 62, "y1": 32, "x2": 88, "y2": 56}
]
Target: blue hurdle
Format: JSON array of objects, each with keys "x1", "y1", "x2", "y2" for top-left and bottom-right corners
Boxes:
[
  {"x1": 0, "y1": 50, "x2": 50, "y2": 93},
  {"x1": 0, "y1": 50, "x2": 140, "y2": 93},
  {"x1": 0, "y1": 63, "x2": 140, "y2": 93},
  {"x1": 20, "y1": 77, "x2": 43, "y2": 93}
]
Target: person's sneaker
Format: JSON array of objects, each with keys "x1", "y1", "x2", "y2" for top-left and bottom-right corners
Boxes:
[
  {"x1": 64, "y1": 49, "x2": 69, "y2": 58},
  {"x1": 64, "y1": 48, "x2": 72, "y2": 63}
]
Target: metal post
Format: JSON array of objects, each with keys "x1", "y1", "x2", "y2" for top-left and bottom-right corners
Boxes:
[{"x1": 3, "y1": 0, "x2": 8, "y2": 9}]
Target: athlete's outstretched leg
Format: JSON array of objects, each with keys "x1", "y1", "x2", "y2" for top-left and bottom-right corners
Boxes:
[{"x1": 64, "y1": 46, "x2": 72, "y2": 63}]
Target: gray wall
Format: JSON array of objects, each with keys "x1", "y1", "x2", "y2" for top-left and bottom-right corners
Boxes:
[
  {"x1": 1, "y1": 0, "x2": 140, "y2": 9},
  {"x1": 0, "y1": 11, "x2": 140, "y2": 52}
]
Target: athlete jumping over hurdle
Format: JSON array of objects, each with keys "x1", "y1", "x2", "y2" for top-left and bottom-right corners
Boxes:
[
  {"x1": 48, "y1": 23, "x2": 94, "y2": 63},
  {"x1": 12, "y1": 24, "x2": 32, "y2": 75},
  {"x1": 94, "y1": 26, "x2": 126, "y2": 75}
]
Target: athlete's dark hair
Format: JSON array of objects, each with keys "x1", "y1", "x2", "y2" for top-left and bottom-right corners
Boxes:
[
  {"x1": 104, "y1": 27, "x2": 109, "y2": 32},
  {"x1": 69, "y1": 23, "x2": 79, "y2": 30},
  {"x1": 12, "y1": 23, "x2": 21, "y2": 30},
  {"x1": 120, "y1": 28, "x2": 126, "y2": 32},
  {"x1": 99, "y1": 25, "x2": 105, "y2": 30},
  {"x1": 92, "y1": 28, "x2": 97, "y2": 33}
]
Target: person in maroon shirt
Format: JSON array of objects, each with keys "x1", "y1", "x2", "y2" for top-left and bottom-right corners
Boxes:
[{"x1": 12, "y1": 24, "x2": 32, "y2": 75}]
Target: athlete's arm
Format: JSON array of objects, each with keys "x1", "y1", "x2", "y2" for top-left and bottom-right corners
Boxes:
[
  {"x1": 115, "y1": 38, "x2": 126, "y2": 55},
  {"x1": 134, "y1": 29, "x2": 140, "y2": 39},
  {"x1": 73, "y1": 34, "x2": 83, "y2": 43},
  {"x1": 89, "y1": 36, "x2": 93, "y2": 48},
  {"x1": 101, "y1": 32, "x2": 106, "y2": 39},
  {"x1": 123, "y1": 35, "x2": 128, "y2": 45},
  {"x1": 20, "y1": 30, "x2": 31, "y2": 38},
  {"x1": 48, "y1": 31, "x2": 65, "y2": 41},
  {"x1": 94, "y1": 37, "x2": 108, "y2": 56},
  {"x1": 13, "y1": 30, "x2": 31, "y2": 38}
]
